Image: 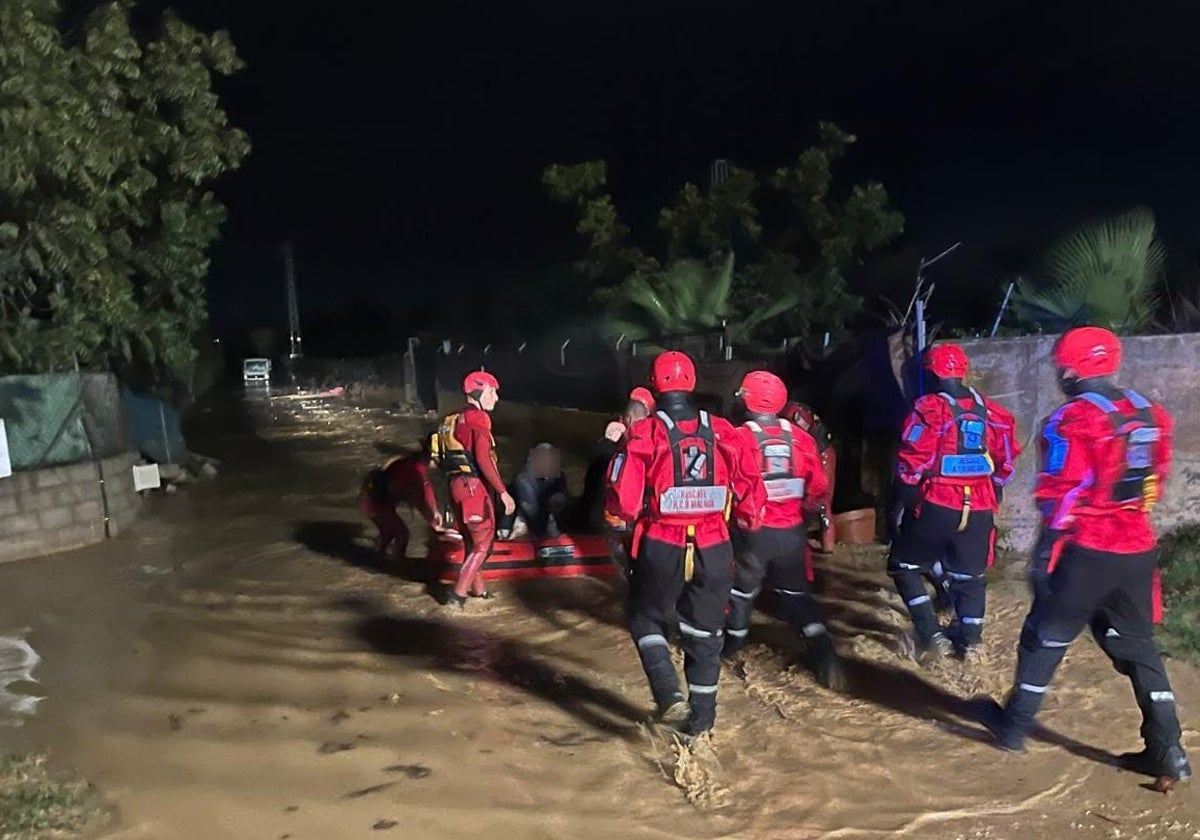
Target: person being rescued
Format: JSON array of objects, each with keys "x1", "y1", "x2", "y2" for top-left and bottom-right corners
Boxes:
[
  {"x1": 358, "y1": 445, "x2": 443, "y2": 561},
  {"x1": 498, "y1": 443, "x2": 569, "y2": 539}
]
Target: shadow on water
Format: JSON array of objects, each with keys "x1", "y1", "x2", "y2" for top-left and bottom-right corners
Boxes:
[
  {"x1": 352, "y1": 611, "x2": 646, "y2": 741},
  {"x1": 293, "y1": 520, "x2": 430, "y2": 585},
  {"x1": 508, "y1": 577, "x2": 628, "y2": 635}
]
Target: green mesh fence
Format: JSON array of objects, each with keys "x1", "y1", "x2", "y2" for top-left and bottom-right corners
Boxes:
[{"x1": 0, "y1": 373, "x2": 125, "y2": 470}]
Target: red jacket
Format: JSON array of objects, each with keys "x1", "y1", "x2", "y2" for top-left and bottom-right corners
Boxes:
[
  {"x1": 451, "y1": 406, "x2": 507, "y2": 495},
  {"x1": 359, "y1": 456, "x2": 439, "y2": 523},
  {"x1": 607, "y1": 410, "x2": 765, "y2": 548},
  {"x1": 1036, "y1": 390, "x2": 1171, "y2": 554},
  {"x1": 896, "y1": 388, "x2": 1020, "y2": 513},
  {"x1": 734, "y1": 419, "x2": 828, "y2": 530}
]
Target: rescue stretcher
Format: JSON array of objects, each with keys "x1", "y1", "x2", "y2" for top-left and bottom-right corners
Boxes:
[{"x1": 431, "y1": 530, "x2": 618, "y2": 585}]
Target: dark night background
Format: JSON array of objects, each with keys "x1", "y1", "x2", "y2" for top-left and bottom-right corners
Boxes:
[{"x1": 148, "y1": 0, "x2": 1200, "y2": 354}]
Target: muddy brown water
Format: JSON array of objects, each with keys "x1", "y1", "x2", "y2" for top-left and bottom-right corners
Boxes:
[{"x1": 0, "y1": 389, "x2": 1197, "y2": 839}]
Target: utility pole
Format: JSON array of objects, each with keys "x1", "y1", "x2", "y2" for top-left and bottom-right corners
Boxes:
[
  {"x1": 710, "y1": 159, "x2": 730, "y2": 190},
  {"x1": 283, "y1": 242, "x2": 303, "y2": 360}
]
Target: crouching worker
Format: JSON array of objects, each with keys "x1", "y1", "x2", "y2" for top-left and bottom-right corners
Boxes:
[
  {"x1": 726, "y1": 371, "x2": 847, "y2": 692},
  {"x1": 358, "y1": 446, "x2": 442, "y2": 561},
  {"x1": 432, "y1": 370, "x2": 516, "y2": 609},
  {"x1": 608, "y1": 352, "x2": 765, "y2": 737},
  {"x1": 983, "y1": 327, "x2": 1189, "y2": 784}
]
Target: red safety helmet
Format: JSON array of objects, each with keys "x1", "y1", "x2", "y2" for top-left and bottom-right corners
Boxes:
[
  {"x1": 462, "y1": 370, "x2": 500, "y2": 395},
  {"x1": 629, "y1": 386, "x2": 656, "y2": 413},
  {"x1": 649, "y1": 351, "x2": 696, "y2": 393},
  {"x1": 1054, "y1": 326, "x2": 1121, "y2": 378},
  {"x1": 924, "y1": 343, "x2": 969, "y2": 379},
  {"x1": 737, "y1": 370, "x2": 788, "y2": 415}
]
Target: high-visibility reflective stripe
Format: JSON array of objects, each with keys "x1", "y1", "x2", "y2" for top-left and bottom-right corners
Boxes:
[
  {"x1": 907, "y1": 595, "x2": 931, "y2": 607},
  {"x1": 1151, "y1": 691, "x2": 1176, "y2": 703},
  {"x1": 776, "y1": 588, "x2": 807, "y2": 597},
  {"x1": 726, "y1": 628, "x2": 749, "y2": 638},
  {"x1": 679, "y1": 621, "x2": 717, "y2": 638},
  {"x1": 961, "y1": 617, "x2": 984, "y2": 625},
  {"x1": 1019, "y1": 682, "x2": 1049, "y2": 694},
  {"x1": 731, "y1": 588, "x2": 760, "y2": 601},
  {"x1": 637, "y1": 634, "x2": 669, "y2": 651},
  {"x1": 802, "y1": 623, "x2": 827, "y2": 638},
  {"x1": 1041, "y1": 639, "x2": 1071, "y2": 648},
  {"x1": 688, "y1": 683, "x2": 719, "y2": 695}
]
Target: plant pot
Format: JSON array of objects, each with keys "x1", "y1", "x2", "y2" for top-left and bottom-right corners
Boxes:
[{"x1": 834, "y1": 508, "x2": 876, "y2": 545}]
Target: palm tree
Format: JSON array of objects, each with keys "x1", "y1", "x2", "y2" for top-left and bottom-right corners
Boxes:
[
  {"x1": 1013, "y1": 207, "x2": 1165, "y2": 332},
  {"x1": 606, "y1": 252, "x2": 800, "y2": 347}
]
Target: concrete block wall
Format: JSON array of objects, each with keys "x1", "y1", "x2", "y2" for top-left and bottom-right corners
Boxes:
[
  {"x1": 0, "y1": 451, "x2": 143, "y2": 564},
  {"x1": 922, "y1": 333, "x2": 1200, "y2": 553}
]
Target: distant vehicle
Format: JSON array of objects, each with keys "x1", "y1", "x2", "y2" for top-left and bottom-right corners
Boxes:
[{"x1": 242, "y1": 358, "x2": 271, "y2": 384}]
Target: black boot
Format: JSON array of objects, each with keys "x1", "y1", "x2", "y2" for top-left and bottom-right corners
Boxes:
[{"x1": 1119, "y1": 744, "x2": 1192, "y2": 781}]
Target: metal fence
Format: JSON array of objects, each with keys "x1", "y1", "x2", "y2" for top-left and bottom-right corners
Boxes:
[{"x1": 0, "y1": 373, "x2": 126, "y2": 470}]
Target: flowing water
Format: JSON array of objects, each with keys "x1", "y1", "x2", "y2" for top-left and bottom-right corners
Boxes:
[{"x1": 0, "y1": 389, "x2": 1196, "y2": 839}]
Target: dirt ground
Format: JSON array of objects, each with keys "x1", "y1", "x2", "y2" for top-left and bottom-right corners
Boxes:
[{"x1": 0, "y1": 389, "x2": 1196, "y2": 840}]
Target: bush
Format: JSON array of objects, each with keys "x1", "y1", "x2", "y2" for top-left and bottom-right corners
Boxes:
[
  {"x1": 0, "y1": 754, "x2": 93, "y2": 840},
  {"x1": 1157, "y1": 524, "x2": 1200, "y2": 661}
]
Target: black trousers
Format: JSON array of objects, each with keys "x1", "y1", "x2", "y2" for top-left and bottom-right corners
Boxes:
[
  {"x1": 725, "y1": 526, "x2": 830, "y2": 656},
  {"x1": 627, "y1": 535, "x2": 734, "y2": 731},
  {"x1": 1004, "y1": 544, "x2": 1182, "y2": 749},
  {"x1": 888, "y1": 501, "x2": 993, "y2": 645}
]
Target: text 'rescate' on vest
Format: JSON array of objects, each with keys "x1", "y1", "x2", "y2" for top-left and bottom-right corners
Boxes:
[
  {"x1": 936, "y1": 389, "x2": 995, "y2": 479},
  {"x1": 656, "y1": 410, "x2": 730, "y2": 516}
]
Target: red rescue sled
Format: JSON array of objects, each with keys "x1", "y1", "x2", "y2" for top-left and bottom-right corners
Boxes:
[{"x1": 432, "y1": 531, "x2": 618, "y2": 584}]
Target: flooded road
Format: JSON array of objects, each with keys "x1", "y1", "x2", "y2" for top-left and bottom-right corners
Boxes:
[{"x1": 0, "y1": 389, "x2": 1197, "y2": 839}]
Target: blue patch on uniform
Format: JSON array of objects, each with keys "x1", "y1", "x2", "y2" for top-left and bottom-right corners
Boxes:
[
  {"x1": 1043, "y1": 415, "x2": 1069, "y2": 475},
  {"x1": 905, "y1": 424, "x2": 925, "y2": 443}
]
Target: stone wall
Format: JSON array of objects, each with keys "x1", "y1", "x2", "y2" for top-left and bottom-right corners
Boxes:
[
  {"x1": 919, "y1": 333, "x2": 1200, "y2": 552},
  {"x1": 0, "y1": 452, "x2": 142, "y2": 564}
]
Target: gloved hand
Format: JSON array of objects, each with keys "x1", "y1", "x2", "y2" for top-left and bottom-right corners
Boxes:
[
  {"x1": 1029, "y1": 527, "x2": 1068, "y2": 601},
  {"x1": 886, "y1": 482, "x2": 920, "y2": 543},
  {"x1": 993, "y1": 482, "x2": 1004, "y2": 505}
]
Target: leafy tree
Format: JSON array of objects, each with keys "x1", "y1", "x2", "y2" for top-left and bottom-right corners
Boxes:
[
  {"x1": 1012, "y1": 207, "x2": 1165, "y2": 333},
  {"x1": 541, "y1": 161, "x2": 656, "y2": 298},
  {"x1": 0, "y1": 0, "x2": 250, "y2": 397},
  {"x1": 543, "y1": 122, "x2": 904, "y2": 345},
  {"x1": 657, "y1": 166, "x2": 762, "y2": 262}
]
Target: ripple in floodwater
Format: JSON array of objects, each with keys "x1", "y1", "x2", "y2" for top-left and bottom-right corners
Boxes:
[{"x1": 0, "y1": 631, "x2": 43, "y2": 721}]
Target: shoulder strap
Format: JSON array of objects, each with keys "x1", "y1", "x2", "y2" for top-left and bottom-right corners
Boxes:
[{"x1": 744, "y1": 420, "x2": 762, "y2": 433}]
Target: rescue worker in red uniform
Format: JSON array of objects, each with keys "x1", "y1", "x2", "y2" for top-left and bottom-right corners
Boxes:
[
  {"x1": 887, "y1": 343, "x2": 1020, "y2": 659},
  {"x1": 587, "y1": 388, "x2": 657, "y2": 576},
  {"x1": 607, "y1": 351, "x2": 766, "y2": 736},
  {"x1": 433, "y1": 371, "x2": 516, "y2": 609},
  {"x1": 725, "y1": 372, "x2": 847, "y2": 691},
  {"x1": 982, "y1": 327, "x2": 1189, "y2": 783},
  {"x1": 783, "y1": 400, "x2": 836, "y2": 552},
  {"x1": 358, "y1": 450, "x2": 442, "y2": 561}
]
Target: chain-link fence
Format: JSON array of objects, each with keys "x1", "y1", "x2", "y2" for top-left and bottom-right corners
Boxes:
[
  {"x1": 121, "y1": 389, "x2": 184, "y2": 464},
  {"x1": 0, "y1": 373, "x2": 126, "y2": 470}
]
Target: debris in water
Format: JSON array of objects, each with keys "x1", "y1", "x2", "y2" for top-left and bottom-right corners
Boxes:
[
  {"x1": 167, "y1": 714, "x2": 183, "y2": 731},
  {"x1": 0, "y1": 632, "x2": 44, "y2": 719},
  {"x1": 318, "y1": 742, "x2": 355, "y2": 754},
  {"x1": 344, "y1": 782, "x2": 396, "y2": 799},
  {"x1": 373, "y1": 820, "x2": 399, "y2": 830},
  {"x1": 330, "y1": 709, "x2": 350, "y2": 724},
  {"x1": 384, "y1": 764, "x2": 431, "y2": 779}
]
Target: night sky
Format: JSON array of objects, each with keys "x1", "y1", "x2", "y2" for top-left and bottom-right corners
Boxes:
[{"x1": 158, "y1": 0, "x2": 1200, "y2": 344}]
